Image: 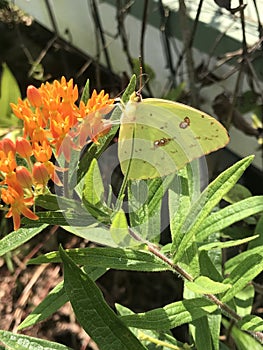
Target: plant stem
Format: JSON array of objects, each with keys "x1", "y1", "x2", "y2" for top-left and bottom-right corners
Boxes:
[{"x1": 128, "y1": 227, "x2": 263, "y2": 345}]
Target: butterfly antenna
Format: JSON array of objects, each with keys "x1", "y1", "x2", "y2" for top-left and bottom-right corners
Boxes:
[{"x1": 139, "y1": 56, "x2": 143, "y2": 94}]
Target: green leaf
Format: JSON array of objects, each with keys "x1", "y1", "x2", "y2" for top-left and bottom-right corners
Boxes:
[
  {"x1": 82, "y1": 158, "x2": 112, "y2": 223},
  {"x1": 174, "y1": 156, "x2": 254, "y2": 263},
  {"x1": 199, "y1": 235, "x2": 258, "y2": 251},
  {"x1": 196, "y1": 196, "x2": 263, "y2": 242},
  {"x1": 222, "y1": 254, "x2": 263, "y2": 302},
  {"x1": 163, "y1": 82, "x2": 186, "y2": 101},
  {"x1": 190, "y1": 317, "x2": 213, "y2": 350},
  {"x1": 121, "y1": 298, "x2": 217, "y2": 330},
  {"x1": 34, "y1": 194, "x2": 99, "y2": 226},
  {"x1": 116, "y1": 304, "x2": 189, "y2": 349},
  {"x1": 207, "y1": 312, "x2": 222, "y2": 350},
  {"x1": 169, "y1": 168, "x2": 192, "y2": 251},
  {"x1": 60, "y1": 246, "x2": 147, "y2": 350},
  {"x1": 186, "y1": 276, "x2": 231, "y2": 295},
  {"x1": 28, "y1": 247, "x2": 170, "y2": 272},
  {"x1": 235, "y1": 284, "x2": 254, "y2": 317},
  {"x1": 199, "y1": 250, "x2": 223, "y2": 282},
  {"x1": 224, "y1": 246, "x2": 263, "y2": 274},
  {"x1": 121, "y1": 74, "x2": 137, "y2": 103},
  {"x1": 0, "y1": 224, "x2": 48, "y2": 256},
  {"x1": 237, "y1": 315, "x2": 263, "y2": 332},
  {"x1": 128, "y1": 175, "x2": 174, "y2": 242},
  {"x1": 83, "y1": 158, "x2": 104, "y2": 205},
  {"x1": 62, "y1": 225, "x2": 117, "y2": 247},
  {"x1": 110, "y1": 209, "x2": 140, "y2": 247},
  {"x1": 80, "y1": 78, "x2": 90, "y2": 103},
  {"x1": 249, "y1": 214, "x2": 263, "y2": 249},
  {"x1": 0, "y1": 63, "x2": 21, "y2": 126},
  {"x1": 18, "y1": 266, "x2": 106, "y2": 330},
  {"x1": 0, "y1": 330, "x2": 73, "y2": 350},
  {"x1": 223, "y1": 183, "x2": 252, "y2": 204},
  {"x1": 222, "y1": 318, "x2": 263, "y2": 350},
  {"x1": 18, "y1": 281, "x2": 67, "y2": 330}
]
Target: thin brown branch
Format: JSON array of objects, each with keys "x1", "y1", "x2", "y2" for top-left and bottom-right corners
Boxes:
[
  {"x1": 128, "y1": 227, "x2": 263, "y2": 345},
  {"x1": 178, "y1": 0, "x2": 199, "y2": 107},
  {"x1": 116, "y1": 0, "x2": 134, "y2": 73}
]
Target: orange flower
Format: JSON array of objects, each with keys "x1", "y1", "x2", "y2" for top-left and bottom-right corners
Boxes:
[
  {"x1": 32, "y1": 162, "x2": 50, "y2": 188},
  {"x1": 0, "y1": 149, "x2": 17, "y2": 174},
  {"x1": 32, "y1": 161, "x2": 63, "y2": 187},
  {"x1": 78, "y1": 90, "x2": 114, "y2": 143},
  {"x1": 16, "y1": 166, "x2": 33, "y2": 189},
  {"x1": 16, "y1": 137, "x2": 32, "y2": 158},
  {"x1": 0, "y1": 138, "x2": 16, "y2": 154},
  {"x1": 27, "y1": 85, "x2": 42, "y2": 107},
  {"x1": 33, "y1": 140, "x2": 52, "y2": 163},
  {"x1": 1, "y1": 185, "x2": 38, "y2": 230}
]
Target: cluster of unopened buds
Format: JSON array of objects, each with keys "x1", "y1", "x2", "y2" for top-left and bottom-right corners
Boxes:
[{"x1": 0, "y1": 77, "x2": 114, "y2": 230}]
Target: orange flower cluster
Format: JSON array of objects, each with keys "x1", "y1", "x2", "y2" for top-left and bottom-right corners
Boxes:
[{"x1": 0, "y1": 77, "x2": 114, "y2": 230}]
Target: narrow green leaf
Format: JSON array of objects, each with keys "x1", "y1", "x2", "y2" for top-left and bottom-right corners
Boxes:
[
  {"x1": 169, "y1": 168, "x2": 192, "y2": 251},
  {"x1": 22, "y1": 210, "x2": 97, "y2": 227},
  {"x1": 128, "y1": 177, "x2": 173, "y2": 243},
  {"x1": 186, "y1": 276, "x2": 231, "y2": 295},
  {"x1": 199, "y1": 250, "x2": 223, "y2": 282},
  {"x1": 18, "y1": 266, "x2": 106, "y2": 330},
  {"x1": 34, "y1": 194, "x2": 99, "y2": 226},
  {"x1": 121, "y1": 74, "x2": 137, "y2": 103},
  {"x1": 111, "y1": 210, "x2": 139, "y2": 247},
  {"x1": 0, "y1": 330, "x2": 73, "y2": 350},
  {"x1": 207, "y1": 312, "x2": 222, "y2": 350},
  {"x1": 222, "y1": 318, "x2": 263, "y2": 350},
  {"x1": 83, "y1": 158, "x2": 104, "y2": 205},
  {"x1": 80, "y1": 78, "x2": 90, "y2": 103},
  {"x1": 191, "y1": 317, "x2": 213, "y2": 350},
  {"x1": 199, "y1": 235, "x2": 258, "y2": 251},
  {"x1": 116, "y1": 304, "x2": 188, "y2": 349},
  {"x1": 28, "y1": 247, "x2": 169, "y2": 272},
  {"x1": 225, "y1": 246, "x2": 263, "y2": 276},
  {"x1": 60, "y1": 246, "x2": 147, "y2": 350},
  {"x1": 174, "y1": 156, "x2": 254, "y2": 263},
  {"x1": 237, "y1": 315, "x2": 263, "y2": 332},
  {"x1": 222, "y1": 254, "x2": 263, "y2": 302},
  {"x1": 82, "y1": 158, "x2": 112, "y2": 223},
  {"x1": 0, "y1": 224, "x2": 48, "y2": 256},
  {"x1": 0, "y1": 63, "x2": 21, "y2": 124},
  {"x1": 249, "y1": 214, "x2": 263, "y2": 249},
  {"x1": 62, "y1": 225, "x2": 117, "y2": 247},
  {"x1": 18, "y1": 281, "x2": 67, "y2": 330},
  {"x1": 121, "y1": 298, "x2": 217, "y2": 330},
  {"x1": 196, "y1": 196, "x2": 263, "y2": 242},
  {"x1": 235, "y1": 285, "x2": 254, "y2": 317},
  {"x1": 223, "y1": 183, "x2": 252, "y2": 204}
]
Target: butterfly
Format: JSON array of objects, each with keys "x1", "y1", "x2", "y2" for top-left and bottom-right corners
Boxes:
[{"x1": 118, "y1": 92, "x2": 229, "y2": 179}]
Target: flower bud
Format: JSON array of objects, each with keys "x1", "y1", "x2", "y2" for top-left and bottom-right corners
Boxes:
[
  {"x1": 27, "y1": 85, "x2": 42, "y2": 107},
  {"x1": 0, "y1": 138, "x2": 16, "y2": 154},
  {"x1": 16, "y1": 166, "x2": 33, "y2": 188},
  {"x1": 32, "y1": 162, "x2": 49, "y2": 187},
  {"x1": 16, "y1": 137, "x2": 32, "y2": 158}
]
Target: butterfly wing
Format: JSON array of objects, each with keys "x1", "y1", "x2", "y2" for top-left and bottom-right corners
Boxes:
[{"x1": 118, "y1": 98, "x2": 229, "y2": 180}]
